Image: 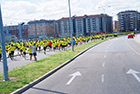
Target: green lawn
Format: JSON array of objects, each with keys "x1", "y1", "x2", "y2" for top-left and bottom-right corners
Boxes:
[{"x1": 0, "y1": 37, "x2": 115, "y2": 94}]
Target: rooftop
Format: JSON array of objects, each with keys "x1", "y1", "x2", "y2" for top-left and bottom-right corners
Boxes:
[
  {"x1": 58, "y1": 14, "x2": 112, "y2": 21},
  {"x1": 117, "y1": 10, "x2": 139, "y2": 15}
]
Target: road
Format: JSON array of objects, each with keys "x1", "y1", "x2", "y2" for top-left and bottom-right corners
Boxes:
[{"x1": 22, "y1": 36, "x2": 140, "y2": 94}]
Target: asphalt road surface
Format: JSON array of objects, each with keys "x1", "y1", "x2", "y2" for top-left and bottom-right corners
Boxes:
[{"x1": 22, "y1": 36, "x2": 140, "y2": 94}]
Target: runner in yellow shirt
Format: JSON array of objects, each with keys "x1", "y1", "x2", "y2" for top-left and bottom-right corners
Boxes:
[
  {"x1": 38, "y1": 41, "x2": 42, "y2": 52},
  {"x1": 28, "y1": 46, "x2": 33, "y2": 61},
  {"x1": 19, "y1": 44, "x2": 23, "y2": 57},
  {"x1": 52, "y1": 42, "x2": 56, "y2": 51},
  {"x1": 8, "y1": 46, "x2": 12, "y2": 60},
  {"x1": 10, "y1": 44, "x2": 15, "y2": 59},
  {"x1": 42, "y1": 41, "x2": 47, "y2": 54},
  {"x1": 22, "y1": 44, "x2": 27, "y2": 59}
]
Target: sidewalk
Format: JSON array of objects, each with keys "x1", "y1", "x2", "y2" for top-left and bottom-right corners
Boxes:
[{"x1": 134, "y1": 34, "x2": 140, "y2": 44}]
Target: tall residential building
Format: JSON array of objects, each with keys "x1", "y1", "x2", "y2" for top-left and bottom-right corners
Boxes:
[
  {"x1": 58, "y1": 14, "x2": 113, "y2": 37},
  {"x1": 117, "y1": 10, "x2": 140, "y2": 32},
  {"x1": 3, "y1": 24, "x2": 28, "y2": 40},
  {"x1": 27, "y1": 19, "x2": 58, "y2": 39},
  {"x1": 113, "y1": 20, "x2": 118, "y2": 31}
]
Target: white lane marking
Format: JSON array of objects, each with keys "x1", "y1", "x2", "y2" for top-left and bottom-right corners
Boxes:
[
  {"x1": 127, "y1": 69, "x2": 140, "y2": 82},
  {"x1": 104, "y1": 55, "x2": 106, "y2": 58},
  {"x1": 101, "y1": 74, "x2": 104, "y2": 83},
  {"x1": 102, "y1": 62, "x2": 105, "y2": 67},
  {"x1": 126, "y1": 40, "x2": 140, "y2": 55},
  {"x1": 66, "y1": 71, "x2": 81, "y2": 85}
]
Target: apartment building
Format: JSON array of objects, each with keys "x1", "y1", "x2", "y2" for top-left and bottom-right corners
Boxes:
[
  {"x1": 113, "y1": 20, "x2": 118, "y2": 31},
  {"x1": 117, "y1": 10, "x2": 140, "y2": 32},
  {"x1": 3, "y1": 24, "x2": 28, "y2": 40},
  {"x1": 27, "y1": 19, "x2": 58, "y2": 39},
  {"x1": 58, "y1": 14, "x2": 113, "y2": 38}
]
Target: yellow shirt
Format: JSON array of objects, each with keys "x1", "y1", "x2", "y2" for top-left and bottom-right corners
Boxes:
[
  {"x1": 28, "y1": 48, "x2": 32, "y2": 54},
  {"x1": 8, "y1": 48, "x2": 11, "y2": 53},
  {"x1": 10, "y1": 46, "x2": 15, "y2": 51},
  {"x1": 0, "y1": 48, "x2": 2, "y2": 54},
  {"x1": 22, "y1": 46, "x2": 26, "y2": 52},
  {"x1": 43, "y1": 42, "x2": 47, "y2": 47}
]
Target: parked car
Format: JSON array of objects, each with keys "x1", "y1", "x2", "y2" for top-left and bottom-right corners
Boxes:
[{"x1": 128, "y1": 34, "x2": 134, "y2": 38}]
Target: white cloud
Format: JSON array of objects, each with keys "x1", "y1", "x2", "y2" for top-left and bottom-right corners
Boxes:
[{"x1": 1, "y1": 0, "x2": 140, "y2": 25}]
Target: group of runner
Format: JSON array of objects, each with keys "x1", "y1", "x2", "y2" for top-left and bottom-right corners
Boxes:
[{"x1": 0, "y1": 35, "x2": 102, "y2": 62}]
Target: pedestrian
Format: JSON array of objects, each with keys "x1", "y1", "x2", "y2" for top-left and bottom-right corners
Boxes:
[
  {"x1": 42, "y1": 41, "x2": 47, "y2": 54},
  {"x1": 30, "y1": 43, "x2": 37, "y2": 62},
  {"x1": 16, "y1": 41, "x2": 20, "y2": 55},
  {"x1": 22, "y1": 44, "x2": 27, "y2": 59},
  {"x1": 19, "y1": 44, "x2": 23, "y2": 57},
  {"x1": 28, "y1": 46, "x2": 33, "y2": 61},
  {"x1": 48, "y1": 41, "x2": 52, "y2": 51},
  {"x1": 8, "y1": 46, "x2": 12, "y2": 60},
  {"x1": 10, "y1": 44, "x2": 15, "y2": 59}
]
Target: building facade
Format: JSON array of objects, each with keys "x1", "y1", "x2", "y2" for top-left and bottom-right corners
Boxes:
[
  {"x1": 117, "y1": 10, "x2": 140, "y2": 32},
  {"x1": 3, "y1": 24, "x2": 28, "y2": 40},
  {"x1": 27, "y1": 19, "x2": 58, "y2": 39},
  {"x1": 113, "y1": 20, "x2": 118, "y2": 32},
  {"x1": 58, "y1": 14, "x2": 113, "y2": 37}
]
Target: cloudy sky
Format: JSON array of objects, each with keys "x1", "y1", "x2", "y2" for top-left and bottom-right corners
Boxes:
[{"x1": 1, "y1": 0, "x2": 140, "y2": 25}]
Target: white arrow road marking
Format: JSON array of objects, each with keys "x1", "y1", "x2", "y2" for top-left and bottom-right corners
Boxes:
[
  {"x1": 66, "y1": 71, "x2": 81, "y2": 85},
  {"x1": 127, "y1": 69, "x2": 140, "y2": 82}
]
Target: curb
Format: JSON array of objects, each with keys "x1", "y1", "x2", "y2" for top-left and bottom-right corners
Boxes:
[{"x1": 11, "y1": 40, "x2": 105, "y2": 94}]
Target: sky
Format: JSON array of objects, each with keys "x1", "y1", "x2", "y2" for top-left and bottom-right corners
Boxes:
[{"x1": 1, "y1": 0, "x2": 140, "y2": 26}]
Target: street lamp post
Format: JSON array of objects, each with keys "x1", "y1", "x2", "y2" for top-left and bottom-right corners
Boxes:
[
  {"x1": 68, "y1": 0, "x2": 74, "y2": 51},
  {"x1": 98, "y1": 6, "x2": 110, "y2": 39},
  {"x1": 135, "y1": 13, "x2": 137, "y2": 36},
  {"x1": 0, "y1": 5, "x2": 9, "y2": 81},
  {"x1": 18, "y1": 22, "x2": 24, "y2": 40},
  {"x1": 5, "y1": 24, "x2": 9, "y2": 34}
]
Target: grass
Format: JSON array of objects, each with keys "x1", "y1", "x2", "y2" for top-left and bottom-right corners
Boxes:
[{"x1": 0, "y1": 37, "x2": 115, "y2": 94}]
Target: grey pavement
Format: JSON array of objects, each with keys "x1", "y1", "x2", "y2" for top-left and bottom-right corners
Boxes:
[
  {"x1": 134, "y1": 33, "x2": 140, "y2": 43},
  {"x1": 22, "y1": 36, "x2": 140, "y2": 94}
]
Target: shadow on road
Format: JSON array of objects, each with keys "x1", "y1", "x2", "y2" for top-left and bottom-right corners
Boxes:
[{"x1": 31, "y1": 87, "x2": 68, "y2": 94}]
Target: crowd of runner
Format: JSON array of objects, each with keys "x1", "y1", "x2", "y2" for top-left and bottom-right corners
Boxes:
[{"x1": 0, "y1": 35, "x2": 104, "y2": 62}]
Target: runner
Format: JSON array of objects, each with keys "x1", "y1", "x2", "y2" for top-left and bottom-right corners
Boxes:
[
  {"x1": 22, "y1": 43, "x2": 27, "y2": 59},
  {"x1": 8, "y1": 45, "x2": 12, "y2": 60},
  {"x1": 28, "y1": 46, "x2": 33, "y2": 61},
  {"x1": 30, "y1": 43, "x2": 37, "y2": 62},
  {"x1": 48, "y1": 41, "x2": 52, "y2": 51},
  {"x1": 10, "y1": 44, "x2": 15, "y2": 59},
  {"x1": 16, "y1": 41, "x2": 20, "y2": 55},
  {"x1": 42, "y1": 41, "x2": 47, "y2": 54},
  {"x1": 38, "y1": 41, "x2": 42, "y2": 52}
]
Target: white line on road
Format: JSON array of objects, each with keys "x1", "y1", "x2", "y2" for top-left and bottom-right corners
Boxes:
[
  {"x1": 102, "y1": 62, "x2": 105, "y2": 67},
  {"x1": 101, "y1": 74, "x2": 104, "y2": 83},
  {"x1": 126, "y1": 40, "x2": 140, "y2": 55},
  {"x1": 66, "y1": 71, "x2": 81, "y2": 85}
]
